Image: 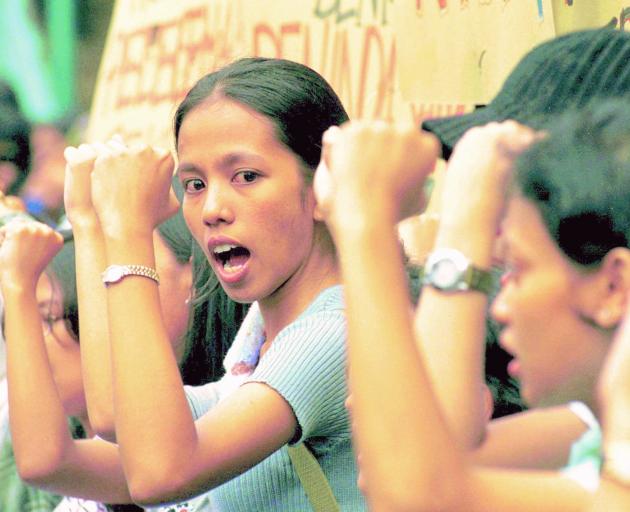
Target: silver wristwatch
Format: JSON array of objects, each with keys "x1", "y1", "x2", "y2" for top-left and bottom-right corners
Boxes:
[
  {"x1": 422, "y1": 248, "x2": 493, "y2": 294},
  {"x1": 101, "y1": 264, "x2": 160, "y2": 286}
]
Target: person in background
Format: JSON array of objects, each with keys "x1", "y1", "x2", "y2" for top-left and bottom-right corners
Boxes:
[
  {"x1": 415, "y1": 26, "x2": 630, "y2": 455},
  {"x1": 316, "y1": 99, "x2": 630, "y2": 510},
  {"x1": 0, "y1": 97, "x2": 31, "y2": 196},
  {"x1": 1, "y1": 200, "x2": 236, "y2": 510}
]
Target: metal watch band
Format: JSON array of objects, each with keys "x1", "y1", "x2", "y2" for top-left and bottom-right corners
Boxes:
[{"x1": 102, "y1": 264, "x2": 160, "y2": 286}]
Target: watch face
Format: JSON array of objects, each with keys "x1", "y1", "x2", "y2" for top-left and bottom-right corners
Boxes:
[{"x1": 432, "y1": 259, "x2": 460, "y2": 289}]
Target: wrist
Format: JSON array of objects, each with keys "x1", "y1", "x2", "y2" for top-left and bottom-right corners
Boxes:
[
  {"x1": 331, "y1": 210, "x2": 398, "y2": 249},
  {"x1": 69, "y1": 215, "x2": 101, "y2": 233},
  {"x1": 329, "y1": 193, "x2": 398, "y2": 232},
  {"x1": 101, "y1": 221, "x2": 154, "y2": 242},
  {"x1": 66, "y1": 205, "x2": 99, "y2": 222},
  {"x1": 334, "y1": 219, "x2": 401, "y2": 272},
  {"x1": 439, "y1": 207, "x2": 501, "y2": 237},
  {"x1": 1, "y1": 277, "x2": 38, "y2": 296},
  {"x1": 103, "y1": 231, "x2": 156, "y2": 265},
  {"x1": 433, "y1": 227, "x2": 495, "y2": 269}
]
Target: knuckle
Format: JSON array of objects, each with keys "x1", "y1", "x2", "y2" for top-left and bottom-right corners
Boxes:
[{"x1": 134, "y1": 143, "x2": 151, "y2": 156}]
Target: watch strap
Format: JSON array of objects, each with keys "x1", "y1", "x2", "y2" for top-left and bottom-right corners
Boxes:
[
  {"x1": 464, "y1": 265, "x2": 494, "y2": 295},
  {"x1": 102, "y1": 264, "x2": 160, "y2": 286},
  {"x1": 419, "y1": 248, "x2": 494, "y2": 295}
]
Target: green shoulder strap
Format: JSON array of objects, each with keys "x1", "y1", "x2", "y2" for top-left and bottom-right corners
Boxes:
[{"x1": 287, "y1": 444, "x2": 341, "y2": 512}]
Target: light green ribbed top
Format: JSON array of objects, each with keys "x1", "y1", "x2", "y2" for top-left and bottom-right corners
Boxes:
[{"x1": 186, "y1": 285, "x2": 366, "y2": 511}]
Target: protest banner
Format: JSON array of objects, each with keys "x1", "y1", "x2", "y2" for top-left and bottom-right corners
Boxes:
[
  {"x1": 88, "y1": 0, "x2": 628, "y2": 147},
  {"x1": 552, "y1": 0, "x2": 630, "y2": 34},
  {"x1": 392, "y1": 1, "x2": 555, "y2": 107}
]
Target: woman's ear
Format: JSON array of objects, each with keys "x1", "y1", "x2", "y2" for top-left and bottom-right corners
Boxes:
[{"x1": 589, "y1": 248, "x2": 630, "y2": 330}]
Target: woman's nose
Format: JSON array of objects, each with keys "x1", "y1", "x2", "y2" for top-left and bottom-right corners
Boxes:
[{"x1": 202, "y1": 183, "x2": 234, "y2": 226}]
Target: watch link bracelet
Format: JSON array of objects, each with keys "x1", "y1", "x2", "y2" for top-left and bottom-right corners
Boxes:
[{"x1": 101, "y1": 264, "x2": 160, "y2": 286}]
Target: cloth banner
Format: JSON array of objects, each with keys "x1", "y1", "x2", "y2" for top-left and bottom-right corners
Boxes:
[{"x1": 88, "y1": 0, "x2": 629, "y2": 147}]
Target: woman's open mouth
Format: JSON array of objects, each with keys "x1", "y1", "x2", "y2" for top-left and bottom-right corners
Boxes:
[{"x1": 211, "y1": 243, "x2": 252, "y2": 283}]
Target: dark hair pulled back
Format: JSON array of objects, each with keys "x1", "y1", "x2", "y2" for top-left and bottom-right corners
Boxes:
[
  {"x1": 515, "y1": 99, "x2": 630, "y2": 267},
  {"x1": 174, "y1": 57, "x2": 349, "y2": 172}
]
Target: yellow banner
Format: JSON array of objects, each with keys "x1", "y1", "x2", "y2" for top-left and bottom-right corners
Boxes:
[
  {"x1": 393, "y1": 1, "x2": 555, "y2": 105},
  {"x1": 88, "y1": 0, "x2": 629, "y2": 147},
  {"x1": 552, "y1": 0, "x2": 630, "y2": 34}
]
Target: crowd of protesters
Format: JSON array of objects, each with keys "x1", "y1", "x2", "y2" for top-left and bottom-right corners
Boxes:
[{"x1": 1, "y1": 25, "x2": 630, "y2": 512}]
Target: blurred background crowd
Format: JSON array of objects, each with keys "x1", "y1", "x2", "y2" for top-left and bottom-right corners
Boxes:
[{"x1": 0, "y1": 0, "x2": 113, "y2": 224}]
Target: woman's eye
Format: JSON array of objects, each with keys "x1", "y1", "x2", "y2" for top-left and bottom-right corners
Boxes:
[
  {"x1": 233, "y1": 170, "x2": 259, "y2": 184},
  {"x1": 183, "y1": 178, "x2": 205, "y2": 193}
]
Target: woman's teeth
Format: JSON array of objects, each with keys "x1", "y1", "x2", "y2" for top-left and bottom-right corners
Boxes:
[
  {"x1": 212, "y1": 244, "x2": 250, "y2": 272},
  {"x1": 223, "y1": 260, "x2": 241, "y2": 272},
  {"x1": 214, "y1": 244, "x2": 238, "y2": 256}
]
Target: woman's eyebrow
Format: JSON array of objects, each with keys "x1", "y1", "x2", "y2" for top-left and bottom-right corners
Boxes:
[
  {"x1": 175, "y1": 162, "x2": 200, "y2": 176},
  {"x1": 217, "y1": 151, "x2": 266, "y2": 169},
  {"x1": 176, "y1": 152, "x2": 267, "y2": 176}
]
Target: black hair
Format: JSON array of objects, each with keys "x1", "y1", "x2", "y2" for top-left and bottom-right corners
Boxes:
[
  {"x1": 0, "y1": 104, "x2": 31, "y2": 195},
  {"x1": 43, "y1": 208, "x2": 238, "y2": 386},
  {"x1": 182, "y1": 245, "x2": 248, "y2": 385},
  {"x1": 47, "y1": 240, "x2": 79, "y2": 341},
  {"x1": 171, "y1": 58, "x2": 349, "y2": 381},
  {"x1": 174, "y1": 57, "x2": 349, "y2": 172},
  {"x1": 515, "y1": 99, "x2": 630, "y2": 267},
  {"x1": 160, "y1": 180, "x2": 246, "y2": 385}
]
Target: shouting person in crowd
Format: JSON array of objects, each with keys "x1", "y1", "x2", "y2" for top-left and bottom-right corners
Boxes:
[{"x1": 317, "y1": 99, "x2": 630, "y2": 510}]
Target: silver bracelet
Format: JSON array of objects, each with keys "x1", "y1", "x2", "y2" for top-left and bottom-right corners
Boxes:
[{"x1": 101, "y1": 264, "x2": 160, "y2": 286}]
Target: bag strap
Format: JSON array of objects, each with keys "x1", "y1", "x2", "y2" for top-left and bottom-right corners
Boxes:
[{"x1": 287, "y1": 444, "x2": 340, "y2": 512}]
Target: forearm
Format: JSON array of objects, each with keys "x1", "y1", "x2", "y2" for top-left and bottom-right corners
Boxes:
[
  {"x1": 72, "y1": 220, "x2": 116, "y2": 437},
  {"x1": 335, "y1": 212, "x2": 467, "y2": 511},
  {"x1": 590, "y1": 479, "x2": 630, "y2": 511},
  {"x1": 4, "y1": 272, "x2": 138, "y2": 504},
  {"x1": 19, "y1": 437, "x2": 134, "y2": 504},
  {"x1": 4, "y1": 285, "x2": 75, "y2": 480},
  {"x1": 601, "y1": 389, "x2": 630, "y2": 443},
  {"x1": 103, "y1": 233, "x2": 199, "y2": 492},
  {"x1": 414, "y1": 219, "x2": 495, "y2": 449},
  {"x1": 473, "y1": 405, "x2": 588, "y2": 469},
  {"x1": 595, "y1": 391, "x2": 630, "y2": 509}
]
